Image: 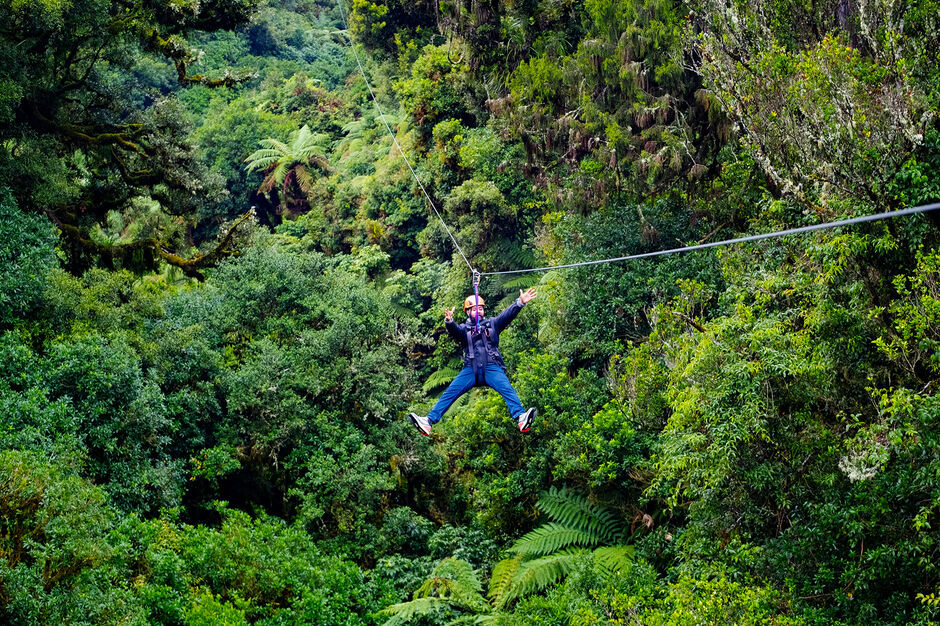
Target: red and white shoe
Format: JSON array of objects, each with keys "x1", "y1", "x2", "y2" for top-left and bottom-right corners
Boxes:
[
  {"x1": 409, "y1": 412, "x2": 432, "y2": 436},
  {"x1": 517, "y1": 407, "x2": 536, "y2": 433}
]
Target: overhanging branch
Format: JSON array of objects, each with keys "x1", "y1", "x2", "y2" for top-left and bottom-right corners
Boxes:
[{"x1": 52, "y1": 209, "x2": 256, "y2": 279}]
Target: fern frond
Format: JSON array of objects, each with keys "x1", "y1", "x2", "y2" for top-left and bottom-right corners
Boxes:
[
  {"x1": 592, "y1": 545, "x2": 635, "y2": 576},
  {"x1": 271, "y1": 161, "x2": 290, "y2": 187},
  {"x1": 537, "y1": 487, "x2": 623, "y2": 544},
  {"x1": 499, "y1": 274, "x2": 541, "y2": 290},
  {"x1": 292, "y1": 124, "x2": 313, "y2": 148},
  {"x1": 342, "y1": 119, "x2": 365, "y2": 135},
  {"x1": 259, "y1": 137, "x2": 290, "y2": 153},
  {"x1": 244, "y1": 150, "x2": 282, "y2": 171},
  {"x1": 488, "y1": 554, "x2": 522, "y2": 609},
  {"x1": 511, "y1": 550, "x2": 584, "y2": 599},
  {"x1": 388, "y1": 300, "x2": 418, "y2": 320},
  {"x1": 490, "y1": 237, "x2": 537, "y2": 269},
  {"x1": 510, "y1": 523, "x2": 602, "y2": 556},
  {"x1": 449, "y1": 615, "x2": 496, "y2": 625},
  {"x1": 414, "y1": 558, "x2": 488, "y2": 613},
  {"x1": 295, "y1": 165, "x2": 316, "y2": 194},
  {"x1": 434, "y1": 557, "x2": 484, "y2": 596},
  {"x1": 258, "y1": 172, "x2": 276, "y2": 193},
  {"x1": 424, "y1": 366, "x2": 461, "y2": 394},
  {"x1": 296, "y1": 139, "x2": 330, "y2": 159},
  {"x1": 380, "y1": 596, "x2": 448, "y2": 625}
]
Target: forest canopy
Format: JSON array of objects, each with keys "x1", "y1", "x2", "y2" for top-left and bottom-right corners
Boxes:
[{"x1": 1, "y1": 0, "x2": 940, "y2": 623}]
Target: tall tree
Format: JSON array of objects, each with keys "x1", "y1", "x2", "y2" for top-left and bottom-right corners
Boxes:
[
  {"x1": 0, "y1": 0, "x2": 258, "y2": 275},
  {"x1": 245, "y1": 124, "x2": 332, "y2": 218}
]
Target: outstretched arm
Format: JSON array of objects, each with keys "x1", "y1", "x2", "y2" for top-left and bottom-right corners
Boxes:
[
  {"x1": 443, "y1": 307, "x2": 466, "y2": 345},
  {"x1": 493, "y1": 288, "x2": 538, "y2": 333}
]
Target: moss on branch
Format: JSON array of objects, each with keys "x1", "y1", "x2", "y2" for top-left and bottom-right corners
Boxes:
[{"x1": 53, "y1": 209, "x2": 256, "y2": 279}]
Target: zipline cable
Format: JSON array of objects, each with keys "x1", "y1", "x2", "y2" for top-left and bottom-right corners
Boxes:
[
  {"x1": 333, "y1": 2, "x2": 938, "y2": 281},
  {"x1": 479, "y1": 202, "x2": 940, "y2": 276},
  {"x1": 336, "y1": 0, "x2": 475, "y2": 274}
]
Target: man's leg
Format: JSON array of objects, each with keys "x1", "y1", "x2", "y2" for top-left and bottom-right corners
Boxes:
[
  {"x1": 483, "y1": 365, "x2": 525, "y2": 419},
  {"x1": 427, "y1": 366, "x2": 477, "y2": 424}
]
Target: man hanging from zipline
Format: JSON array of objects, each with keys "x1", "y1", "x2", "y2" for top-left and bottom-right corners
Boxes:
[{"x1": 410, "y1": 288, "x2": 539, "y2": 435}]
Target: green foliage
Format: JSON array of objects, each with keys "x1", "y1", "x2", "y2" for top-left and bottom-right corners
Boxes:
[
  {"x1": 0, "y1": 188, "x2": 56, "y2": 322},
  {"x1": 501, "y1": 0, "x2": 728, "y2": 201},
  {"x1": 46, "y1": 332, "x2": 182, "y2": 513},
  {"x1": 538, "y1": 198, "x2": 724, "y2": 359},
  {"x1": 0, "y1": 450, "x2": 140, "y2": 625},
  {"x1": 184, "y1": 592, "x2": 249, "y2": 626},
  {"x1": 2, "y1": 0, "x2": 940, "y2": 623},
  {"x1": 490, "y1": 487, "x2": 633, "y2": 609},
  {"x1": 0, "y1": 0, "x2": 259, "y2": 271},
  {"x1": 875, "y1": 249, "x2": 940, "y2": 377},
  {"x1": 398, "y1": 44, "x2": 478, "y2": 138},
  {"x1": 696, "y1": 0, "x2": 936, "y2": 207},
  {"x1": 380, "y1": 557, "x2": 491, "y2": 625},
  {"x1": 246, "y1": 124, "x2": 332, "y2": 215},
  {"x1": 598, "y1": 570, "x2": 803, "y2": 625}
]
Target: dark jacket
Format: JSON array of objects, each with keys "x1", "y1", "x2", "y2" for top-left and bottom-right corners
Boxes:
[{"x1": 445, "y1": 298, "x2": 524, "y2": 370}]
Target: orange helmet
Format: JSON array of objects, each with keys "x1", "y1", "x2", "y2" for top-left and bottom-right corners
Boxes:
[{"x1": 463, "y1": 295, "x2": 485, "y2": 311}]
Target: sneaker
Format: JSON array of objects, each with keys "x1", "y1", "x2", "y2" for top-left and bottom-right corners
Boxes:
[
  {"x1": 409, "y1": 412, "x2": 432, "y2": 436},
  {"x1": 517, "y1": 407, "x2": 536, "y2": 433}
]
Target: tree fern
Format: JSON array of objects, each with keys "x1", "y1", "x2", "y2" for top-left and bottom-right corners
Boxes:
[
  {"x1": 380, "y1": 558, "x2": 491, "y2": 626},
  {"x1": 415, "y1": 557, "x2": 487, "y2": 611},
  {"x1": 488, "y1": 554, "x2": 521, "y2": 610},
  {"x1": 509, "y1": 550, "x2": 584, "y2": 599},
  {"x1": 423, "y1": 363, "x2": 462, "y2": 394},
  {"x1": 245, "y1": 125, "x2": 331, "y2": 206},
  {"x1": 536, "y1": 486, "x2": 624, "y2": 544},
  {"x1": 380, "y1": 597, "x2": 449, "y2": 626},
  {"x1": 489, "y1": 488, "x2": 634, "y2": 609},
  {"x1": 510, "y1": 523, "x2": 602, "y2": 557},
  {"x1": 489, "y1": 236, "x2": 537, "y2": 269},
  {"x1": 593, "y1": 546, "x2": 635, "y2": 576},
  {"x1": 500, "y1": 274, "x2": 541, "y2": 290}
]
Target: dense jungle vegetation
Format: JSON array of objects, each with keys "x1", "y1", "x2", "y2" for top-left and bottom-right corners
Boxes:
[{"x1": 2, "y1": 0, "x2": 940, "y2": 622}]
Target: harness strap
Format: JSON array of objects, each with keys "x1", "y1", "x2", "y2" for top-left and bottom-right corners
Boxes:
[
  {"x1": 466, "y1": 320, "x2": 492, "y2": 384},
  {"x1": 473, "y1": 277, "x2": 481, "y2": 332}
]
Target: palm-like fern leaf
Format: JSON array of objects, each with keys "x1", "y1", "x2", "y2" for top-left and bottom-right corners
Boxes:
[
  {"x1": 342, "y1": 119, "x2": 365, "y2": 136},
  {"x1": 413, "y1": 558, "x2": 488, "y2": 613},
  {"x1": 244, "y1": 148, "x2": 283, "y2": 172},
  {"x1": 489, "y1": 489, "x2": 634, "y2": 610},
  {"x1": 259, "y1": 137, "x2": 290, "y2": 154},
  {"x1": 380, "y1": 559, "x2": 492, "y2": 625},
  {"x1": 537, "y1": 486, "x2": 623, "y2": 544},
  {"x1": 499, "y1": 274, "x2": 541, "y2": 290},
  {"x1": 245, "y1": 125, "x2": 331, "y2": 196},
  {"x1": 488, "y1": 554, "x2": 522, "y2": 609},
  {"x1": 510, "y1": 522, "x2": 603, "y2": 556},
  {"x1": 510, "y1": 550, "x2": 584, "y2": 599},
  {"x1": 380, "y1": 596, "x2": 449, "y2": 625},
  {"x1": 423, "y1": 365, "x2": 461, "y2": 394},
  {"x1": 294, "y1": 165, "x2": 317, "y2": 194},
  {"x1": 592, "y1": 546, "x2": 635, "y2": 576}
]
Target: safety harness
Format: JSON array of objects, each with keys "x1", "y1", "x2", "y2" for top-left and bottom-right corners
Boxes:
[
  {"x1": 465, "y1": 319, "x2": 493, "y2": 384},
  {"x1": 467, "y1": 270, "x2": 489, "y2": 383}
]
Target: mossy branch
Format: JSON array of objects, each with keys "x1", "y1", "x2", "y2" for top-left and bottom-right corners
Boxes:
[
  {"x1": 52, "y1": 209, "x2": 255, "y2": 279},
  {"x1": 141, "y1": 26, "x2": 256, "y2": 88},
  {"x1": 31, "y1": 105, "x2": 147, "y2": 154}
]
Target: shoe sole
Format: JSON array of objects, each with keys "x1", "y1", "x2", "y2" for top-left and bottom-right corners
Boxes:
[
  {"x1": 409, "y1": 413, "x2": 431, "y2": 436},
  {"x1": 518, "y1": 408, "x2": 536, "y2": 433}
]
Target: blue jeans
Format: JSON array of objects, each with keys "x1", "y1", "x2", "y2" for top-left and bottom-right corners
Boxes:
[{"x1": 428, "y1": 365, "x2": 525, "y2": 423}]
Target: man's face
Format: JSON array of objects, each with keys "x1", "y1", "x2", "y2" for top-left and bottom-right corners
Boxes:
[{"x1": 466, "y1": 305, "x2": 484, "y2": 321}]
